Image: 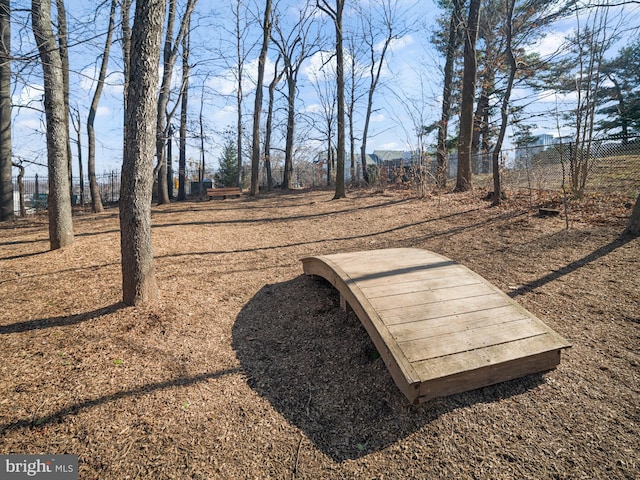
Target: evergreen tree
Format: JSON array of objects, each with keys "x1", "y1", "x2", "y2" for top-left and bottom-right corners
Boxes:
[
  {"x1": 597, "y1": 35, "x2": 640, "y2": 141},
  {"x1": 215, "y1": 138, "x2": 238, "y2": 187}
]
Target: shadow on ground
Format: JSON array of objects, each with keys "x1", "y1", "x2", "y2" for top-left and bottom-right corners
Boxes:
[{"x1": 232, "y1": 275, "x2": 546, "y2": 462}]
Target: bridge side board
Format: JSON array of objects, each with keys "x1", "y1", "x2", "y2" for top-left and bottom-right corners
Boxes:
[
  {"x1": 417, "y1": 348, "x2": 562, "y2": 402},
  {"x1": 302, "y1": 256, "x2": 422, "y2": 403}
]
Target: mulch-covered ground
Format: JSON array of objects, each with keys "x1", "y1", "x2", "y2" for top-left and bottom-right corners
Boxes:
[{"x1": 0, "y1": 187, "x2": 638, "y2": 479}]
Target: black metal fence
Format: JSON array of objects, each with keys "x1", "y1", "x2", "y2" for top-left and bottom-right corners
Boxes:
[{"x1": 12, "y1": 171, "x2": 123, "y2": 213}]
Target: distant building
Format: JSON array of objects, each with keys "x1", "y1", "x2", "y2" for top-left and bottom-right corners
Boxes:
[
  {"x1": 315, "y1": 151, "x2": 377, "y2": 182},
  {"x1": 515, "y1": 134, "x2": 572, "y2": 163}
]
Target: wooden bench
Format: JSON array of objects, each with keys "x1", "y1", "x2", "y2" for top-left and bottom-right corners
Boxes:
[{"x1": 206, "y1": 187, "x2": 242, "y2": 199}]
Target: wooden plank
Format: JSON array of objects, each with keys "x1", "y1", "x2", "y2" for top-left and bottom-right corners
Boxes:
[
  {"x1": 387, "y1": 305, "x2": 529, "y2": 343},
  {"x1": 360, "y1": 272, "x2": 482, "y2": 298},
  {"x1": 380, "y1": 292, "x2": 513, "y2": 325},
  {"x1": 347, "y1": 263, "x2": 462, "y2": 288},
  {"x1": 399, "y1": 317, "x2": 549, "y2": 363},
  {"x1": 369, "y1": 283, "x2": 496, "y2": 311},
  {"x1": 416, "y1": 349, "x2": 562, "y2": 401},
  {"x1": 328, "y1": 248, "x2": 445, "y2": 268},
  {"x1": 412, "y1": 334, "x2": 567, "y2": 381}
]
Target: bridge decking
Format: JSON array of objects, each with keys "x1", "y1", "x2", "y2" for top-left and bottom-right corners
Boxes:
[{"x1": 301, "y1": 248, "x2": 571, "y2": 404}]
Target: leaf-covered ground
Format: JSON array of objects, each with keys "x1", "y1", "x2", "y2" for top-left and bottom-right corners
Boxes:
[{"x1": 1, "y1": 188, "x2": 638, "y2": 479}]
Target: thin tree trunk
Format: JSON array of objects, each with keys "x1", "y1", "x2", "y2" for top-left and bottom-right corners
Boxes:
[
  {"x1": 0, "y1": 0, "x2": 11, "y2": 221},
  {"x1": 88, "y1": 0, "x2": 117, "y2": 213},
  {"x1": 32, "y1": 0, "x2": 74, "y2": 249},
  {"x1": 155, "y1": 0, "x2": 196, "y2": 205},
  {"x1": 326, "y1": 135, "x2": 332, "y2": 187},
  {"x1": 198, "y1": 80, "x2": 205, "y2": 199},
  {"x1": 264, "y1": 57, "x2": 281, "y2": 192},
  {"x1": 282, "y1": 76, "x2": 295, "y2": 190},
  {"x1": 491, "y1": 0, "x2": 516, "y2": 206},
  {"x1": 333, "y1": 0, "x2": 346, "y2": 199},
  {"x1": 120, "y1": 0, "x2": 166, "y2": 306},
  {"x1": 178, "y1": 21, "x2": 189, "y2": 201},
  {"x1": 436, "y1": 0, "x2": 463, "y2": 189},
  {"x1": 235, "y1": 0, "x2": 243, "y2": 190},
  {"x1": 121, "y1": 0, "x2": 132, "y2": 149},
  {"x1": 71, "y1": 109, "x2": 84, "y2": 206},
  {"x1": 359, "y1": 32, "x2": 392, "y2": 186},
  {"x1": 155, "y1": 0, "x2": 176, "y2": 205},
  {"x1": 455, "y1": 0, "x2": 481, "y2": 192},
  {"x1": 250, "y1": 0, "x2": 272, "y2": 197},
  {"x1": 13, "y1": 163, "x2": 26, "y2": 217},
  {"x1": 55, "y1": 0, "x2": 73, "y2": 203}
]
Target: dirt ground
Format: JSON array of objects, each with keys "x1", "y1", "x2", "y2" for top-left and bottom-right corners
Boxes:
[{"x1": 0, "y1": 187, "x2": 638, "y2": 479}]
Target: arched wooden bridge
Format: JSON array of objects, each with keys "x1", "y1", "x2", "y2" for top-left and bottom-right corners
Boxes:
[{"x1": 302, "y1": 248, "x2": 571, "y2": 404}]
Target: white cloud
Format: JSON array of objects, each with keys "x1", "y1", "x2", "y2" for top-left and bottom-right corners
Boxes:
[
  {"x1": 377, "y1": 141, "x2": 403, "y2": 150},
  {"x1": 207, "y1": 55, "x2": 278, "y2": 97},
  {"x1": 303, "y1": 103, "x2": 324, "y2": 114},
  {"x1": 379, "y1": 34, "x2": 414, "y2": 53},
  {"x1": 304, "y1": 51, "x2": 336, "y2": 83},
  {"x1": 531, "y1": 31, "x2": 570, "y2": 58},
  {"x1": 209, "y1": 104, "x2": 236, "y2": 125},
  {"x1": 96, "y1": 105, "x2": 111, "y2": 117},
  {"x1": 536, "y1": 89, "x2": 578, "y2": 104},
  {"x1": 371, "y1": 113, "x2": 385, "y2": 123},
  {"x1": 79, "y1": 67, "x2": 123, "y2": 97},
  {"x1": 207, "y1": 71, "x2": 236, "y2": 97},
  {"x1": 15, "y1": 118, "x2": 42, "y2": 130},
  {"x1": 14, "y1": 85, "x2": 43, "y2": 107}
]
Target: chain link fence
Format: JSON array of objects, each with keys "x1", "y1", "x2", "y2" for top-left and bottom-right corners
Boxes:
[
  {"x1": 381, "y1": 136, "x2": 640, "y2": 198},
  {"x1": 11, "y1": 136, "x2": 639, "y2": 214}
]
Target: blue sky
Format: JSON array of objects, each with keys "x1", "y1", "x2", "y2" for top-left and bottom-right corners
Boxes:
[{"x1": 10, "y1": 0, "x2": 640, "y2": 178}]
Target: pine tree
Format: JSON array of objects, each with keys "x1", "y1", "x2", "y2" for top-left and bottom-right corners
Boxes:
[{"x1": 215, "y1": 138, "x2": 238, "y2": 188}]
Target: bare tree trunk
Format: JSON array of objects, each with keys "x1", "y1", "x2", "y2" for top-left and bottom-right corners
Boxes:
[
  {"x1": 121, "y1": 0, "x2": 132, "y2": 140},
  {"x1": 318, "y1": 0, "x2": 345, "y2": 198},
  {"x1": 178, "y1": 21, "x2": 190, "y2": 201},
  {"x1": 626, "y1": 194, "x2": 640, "y2": 236},
  {"x1": 455, "y1": 0, "x2": 481, "y2": 192},
  {"x1": 55, "y1": 0, "x2": 73, "y2": 203},
  {"x1": 333, "y1": 0, "x2": 346, "y2": 199},
  {"x1": 155, "y1": 0, "x2": 176, "y2": 205},
  {"x1": 234, "y1": 0, "x2": 244, "y2": 190},
  {"x1": 12, "y1": 163, "x2": 26, "y2": 217},
  {"x1": 282, "y1": 77, "x2": 295, "y2": 190},
  {"x1": 0, "y1": 0, "x2": 11, "y2": 221},
  {"x1": 491, "y1": 0, "x2": 516, "y2": 206},
  {"x1": 358, "y1": 2, "x2": 395, "y2": 186},
  {"x1": 436, "y1": 0, "x2": 462, "y2": 189},
  {"x1": 71, "y1": 108, "x2": 84, "y2": 206},
  {"x1": 250, "y1": 0, "x2": 272, "y2": 197},
  {"x1": 32, "y1": 0, "x2": 74, "y2": 249},
  {"x1": 88, "y1": 0, "x2": 117, "y2": 213},
  {"x1": 198, "y1": 80, "x2": 205, "y2": 199},
  {"x1": 155, "y1": 0, "x2": 196, "y2": 205},
  {"x1": 120, "y1": 0, "x2": 166, "y2": 306},
  {"x1": 345, "y1": 36, "x2": 360, "y2": 182},
  {"x1": 327, "y1": 137, "x2": 332, "y2": 187},
  {"x1": 264, "y1": 57, "x2": 281, "y2": 192},
  {"x1": 346, "y1": 63, "x2": 358, "y2": 181},
  {"x1": 271, "y1": 2, "x2": 321, "y2": 191}
]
